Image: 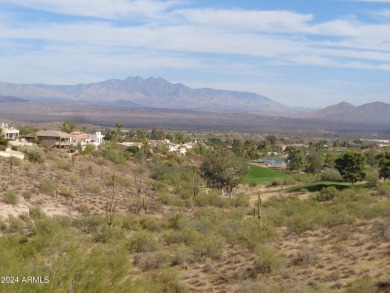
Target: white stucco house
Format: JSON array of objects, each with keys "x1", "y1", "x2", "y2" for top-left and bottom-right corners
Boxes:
[{"x1": 0, "y1": 123, "x2": 19, "y2": 140}]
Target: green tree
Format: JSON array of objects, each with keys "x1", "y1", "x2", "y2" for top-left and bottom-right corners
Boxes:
[
  {"x1": 200, "y1": 150, "x2": 248, "y2": 195},
  {"x1": 257, "y1": 140, "x2": 271, "y2": 154},
  {"x1": 232, "y1": 139, "x2": 244, "y2": 157},
  {"x1": 265, "y1": 135, "x2": 278, "y2": 146},
  {"x1": 305, "y1": 150, "x2": 323, "y2": 174},
  {"x1": 60, "y1": 120, "x2": 76, "y2": 133},
  {"x1": 286, "y1": 146, "x2": 305, "y2": 171},
  {"x1": 19, "y1": 125, "x2": 38, "y2": 136},
  {"x1": 324, "y1": 152, "x2": 336, "y2": 168},
  {"x1": 126, "y1": 146, "x2": 140, "y2": 155},
  {"x1": 246, "y1": 144, "x2": 259, "y2": 160},
  {"x1": 150, "y1": 128, "x2": 165, "y2": 140},
  {"x1": 365, "y1": 148, "x2": 379, "y2": 167},
  {"x1": 335, "y1": 151, "x2": 366, "y2": 184},
  {"x1": 0, "y1": 136, "x2": 7, "y2": 146},
  {"x1": 376, "y1": 151, "x2": 390, "y2": 180}
]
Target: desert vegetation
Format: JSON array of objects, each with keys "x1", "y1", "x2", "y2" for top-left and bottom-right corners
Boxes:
[{"x1": 0, "y1": 126, "x2": 389, "y2": 292}]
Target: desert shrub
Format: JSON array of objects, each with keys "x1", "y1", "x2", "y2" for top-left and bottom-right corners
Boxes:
[
  {"x1": 0, "y1": 220, "x2": 6, "y2": 231},
  {"x1": 56, "y1": 159, "x2": 71, "y2": 171},
  {"x1": 232, "y1": 194, "x2": 250, "y2": 207},
  {"x1": 29, "y1": 206, "x2": 45, "y2": 220},
  {"x1": 248, "y1": 182, "x2": 257, "y2": 188},
  {"x1": 268, "y1": 178, "x2": 284, "y2": 187},
  {"x1": 25, "y1": 151, "x2": 44, "y2": 163},
  {"x1": 9, "y1": 156, "x2": 22, "y2": 166},
  {"x1": 374, "y1": 218, "x2": 390, "y2": 241},
  {"x1": 151, "y1": 269, "x2": 187, "y2": 293},
  {"x1": 4, "y1": 189, "x2": 19, "y2": 205},
  {"x1": 8, "y1": 216, "x2": 25, "y2": 233},
  {"x1": 292, "y1": 245, "x2": 318, "y2": 266},
  {"x1": 59, "y1": 188, "x2": 73, "y2": 198},
  {"x1": 77, "y1": 204, "x2": 90, "y2": 216},
  {"x1": 139, "y1": 216, "x2": 163, "y2": 232},
  {"x1": 363, "y1": 201, "x2": 390, "y2": 219},
  {"x1": 157, "y1": 192, "x2": 186, "y2": 207},
  {"x1": 320, "y1": 168, "x2": 343, "y2": 182},
  {"x1": 365, "y1": 168, "x2": 379, "y2": 187},
  {"x1": 346, "y1": 277, "x2": 377, "y2": 293},
  {"x1": 194, "y1": 207, "x2": 225, "y2": 234},
  {"x1": 377, "y1": 182, "x2": 390, "y2": 197},
  {"x1": 266, "y1": 197, "x2": 330, "y2": 233},
  {"x1": 170, "y1": 244, "x2": 196, "y2": 266},
  {"x1": 324, "y1": 205, "x2": 355, "y2": 226},
  {"x1": 69, "y1": 174, "x2": 80, "y2": 185},
  {"x1": 93, "y1": 224, "x2": 124, "y2": 243},
  {"x1": 167, "y1": 212, "x2": 187, "y2": 230},
  {"x1": 86, "y1": 184, "x2": 101, "y2": 194},
  {"x1": 22, "y1": 191, "x2": 32, "y2": 200},
  {"x1": 102, "y1": 148, "x2": 126, "y2": 164},
  {"x1": 74, "y1": 215, "x2": 106, "y2": 233},
  {"x1": 133, "y1": 251, "x2": 172, "y2": 271},
  {"x1": 106, "y1": 175, "x2": 132, "y2": 187},
  {"x1": 120, "y1": 215, "x2": 142, "y2": 231},
  {"x1": 312, "y1": 186, "x2": 339, "y2": 201},
  {"x1": 38, "y1": 178, "x2": 56, "y2": 194},
  {"x1": 165, "y1": 227, "x2": 201, "y2": 246},
  {"x1": 191, "y1": 235, "x2": 224, "y2": 260},
  {"x1": 238, "y1": 218, "x2": 277, "y2": 250},
  {"x1": 254, "y1": 244, "x2": 285, "y2": 274},
  {"x1": 129, "y1": 231, "x2": 159, "y2": 253},
  {"x1": 194, "y1": 191, "x2": 230, "y2": 208}
]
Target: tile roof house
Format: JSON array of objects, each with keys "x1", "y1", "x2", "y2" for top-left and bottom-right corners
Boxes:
[
  {"x1": 70, "y1": 131, "x2": 104, "y2": 150},
  {"x1": 36, "y1": 130, "x2": 74, "y2": 149}
]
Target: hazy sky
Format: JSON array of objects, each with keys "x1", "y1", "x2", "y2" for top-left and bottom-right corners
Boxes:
[{"x1": 0, "y1": 0, "x2": 389, "y2": 107}]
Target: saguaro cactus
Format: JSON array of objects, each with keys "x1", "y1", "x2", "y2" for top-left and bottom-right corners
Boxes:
[
  {"x1": 106, "y1": 174, "x2": 116, "y2": 227},
  {"x1": 257, "y1": 192, "x2": 262, "y2": 224}
]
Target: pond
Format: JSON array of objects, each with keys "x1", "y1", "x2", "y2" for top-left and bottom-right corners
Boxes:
[{"x1": 252, "y1": 159, "x2": 287, "y2": 166}]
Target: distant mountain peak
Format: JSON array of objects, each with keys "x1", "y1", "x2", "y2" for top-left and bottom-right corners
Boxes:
[
  {"x1": 298, "y1": 101, "x2": 390, "y2": 124},
  {"x1": 0, "y1": 76, "x2": 302, "y2": 114}
]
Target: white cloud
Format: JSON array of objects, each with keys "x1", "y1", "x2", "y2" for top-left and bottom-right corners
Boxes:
[
  {"x1": 1, "y1": 0, "x2": 390, "y2": 106},
  {"x1": 174, "y1": 9, "x2": 313, "y2": 33},
  {"x1": 0, "y1": 0, "x2": 182, "y2": 19},
  {"x1": 373, "y1": 8, "x2": 390, "y2": 18}
]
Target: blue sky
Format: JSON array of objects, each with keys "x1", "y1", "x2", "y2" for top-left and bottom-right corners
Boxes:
[{"x1": 0, "y1": 0, "x2": 389, "y2": 108}]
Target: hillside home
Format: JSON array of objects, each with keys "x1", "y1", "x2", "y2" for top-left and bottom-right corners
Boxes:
[
  {"x1": 71, "y1": 131, "x2": 104, "y2": 150},
  {"x1": 36, "y1": 130, "x2": 73, "y2": 149},
  {"x1": 88, "y1": 131, "x2": 104, "y2": 147},
  {"x1": 0, "y1": 123, "x2": 19, "y2": 140}
]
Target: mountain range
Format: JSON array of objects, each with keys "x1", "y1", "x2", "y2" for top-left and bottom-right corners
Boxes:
[
  {"x1": 0, "y1": 76, "x2": 389, "y2": 125},
  {"x1": 298, "y1": 101, "x2": 390, "y2": 124},
  {"x1": 0, "y1": 76, "x2": 294, "y2": 113}
]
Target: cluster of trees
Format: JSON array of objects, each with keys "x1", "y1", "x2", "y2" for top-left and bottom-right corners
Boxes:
[
  {"x1": 200, "y1": 150, "x2": 248, "y2": 195},
  {"x1": 286, "y1": 143, "x2": 390, "y2": 185}
]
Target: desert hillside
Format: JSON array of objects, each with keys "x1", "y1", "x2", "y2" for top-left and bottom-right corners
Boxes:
[{"x1": 0, "y1": 137, "x2": 389, "y2": 292}]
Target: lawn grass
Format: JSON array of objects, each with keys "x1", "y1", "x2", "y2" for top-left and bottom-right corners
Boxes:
[
  {"x1": 245, "y1": 164, "x2": 289, "y2": 185},
  {"x1": 274, "y1": 181, "x2": 368, "y2": 193}
]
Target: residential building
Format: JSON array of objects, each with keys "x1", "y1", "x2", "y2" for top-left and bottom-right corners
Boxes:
[
  {"x1": 36, "y1": 130, "x2": 73, "y2": 149},
  {"x1": 0, "y1": 123, "x2": 19, "y2": 140}
]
